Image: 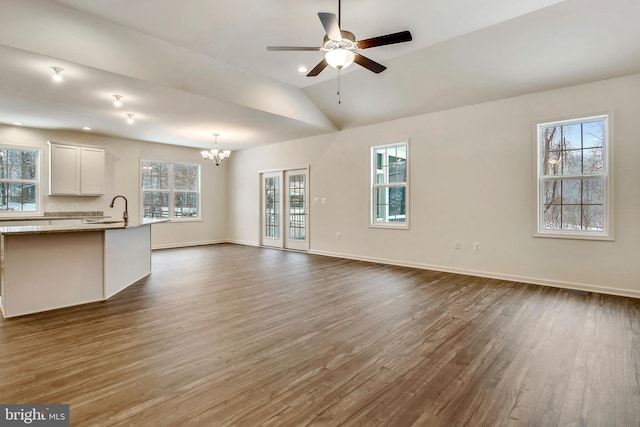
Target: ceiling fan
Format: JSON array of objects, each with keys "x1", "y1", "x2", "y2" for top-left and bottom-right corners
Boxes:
[{"x1": 267, "y1": 0, "x2": 412, "y2": 77}]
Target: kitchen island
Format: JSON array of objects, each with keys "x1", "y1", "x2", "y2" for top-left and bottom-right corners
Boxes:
[{"x1": 0, "y1": 219, "x2": 166, "y2": 318}]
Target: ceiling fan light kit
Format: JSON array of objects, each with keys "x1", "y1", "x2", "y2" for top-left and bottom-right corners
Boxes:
[
  {"x1": 267, "y1": 0, "x2": 412, "y2": 77},
  {"x1": 325, "y1": 48, "x2": 355, "y2": 69}
]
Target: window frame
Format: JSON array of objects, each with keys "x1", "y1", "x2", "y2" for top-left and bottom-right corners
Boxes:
[
  {"x1": 534, "y1": 114, "x2": 613, "y2": 240},
  {"x1": 140, "y1": 159, "x2": 201, "y2": 222},
  {"x1": 370, "y1": 140, "x2": 409, "y2": 229},
  {"x1": 0, "y1": 144, "x2": 43, "y2": 217}
]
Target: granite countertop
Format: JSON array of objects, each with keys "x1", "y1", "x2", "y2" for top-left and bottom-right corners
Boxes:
[
  {"x1": 0, "y1": 211, "x2": 106, "y2": 222},
  {"x1": 0, "y1": 218, "x2": 169, "y2": 235}
]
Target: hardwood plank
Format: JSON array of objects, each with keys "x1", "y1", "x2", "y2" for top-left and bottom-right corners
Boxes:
[{"x1": 1, "y1": 244, "x2": 638, "y2": 426}]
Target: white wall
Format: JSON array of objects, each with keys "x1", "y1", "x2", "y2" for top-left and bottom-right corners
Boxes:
[
  {"x1": 228, "y1": 73, "x2": 640, "y2": 298},
  {"x1": 0, "y1": 126, "x2": 227, "y2": 248}
]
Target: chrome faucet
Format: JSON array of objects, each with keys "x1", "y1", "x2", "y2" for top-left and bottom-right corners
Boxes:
[{"x1": 109, "y1": 195, "x2": 129, "y2": 226}]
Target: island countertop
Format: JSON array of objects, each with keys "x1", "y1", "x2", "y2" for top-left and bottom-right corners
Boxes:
[
  {"x1": 1, "y1": 218, "x2": 166, "y2": 318},
  {"x1": 0, "y1": 218, "x2": 169, "y2": 235}
]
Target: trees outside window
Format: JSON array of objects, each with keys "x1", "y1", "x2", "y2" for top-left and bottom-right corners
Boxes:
[
  {"x1": 537, "y1": 115, "x2": 610, "y2": 238},
  {"x1": 0, "y1": 146, "x2": 40, "y2": 215},
  {"x1": 141, "y1": 160, "x2": 200, "y2": 220}
]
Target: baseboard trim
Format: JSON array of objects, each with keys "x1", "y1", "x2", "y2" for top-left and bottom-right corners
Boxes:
[
  {"x1": 309, "y1": 249, "x2": 640, "y2": 300},
  {"x1": 225, "y1": 239, "x2": 260, "y2": 247},
  {"x1": 152, "y1": 239, "x2": 226, "y2": 250}
]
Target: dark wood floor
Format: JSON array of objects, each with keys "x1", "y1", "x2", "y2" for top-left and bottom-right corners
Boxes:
[{"x1": 1, "y1": 244, "x2": 639, "y2": 426}]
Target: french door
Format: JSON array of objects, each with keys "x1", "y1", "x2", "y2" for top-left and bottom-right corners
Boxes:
[
  {"x1": 260, "y1": 168, "x2": 309, "y2": 251},
  {"x1": 284, "y1": 169, "x2": 308, "y2": 251}
]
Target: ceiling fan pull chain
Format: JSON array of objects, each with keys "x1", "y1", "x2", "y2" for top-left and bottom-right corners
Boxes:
[{"x1": 337, "y1": 70, "x2": 342, "y2": 104}]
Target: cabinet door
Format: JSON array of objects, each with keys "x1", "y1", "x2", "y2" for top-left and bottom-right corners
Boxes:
[
  {"x1": 80, "y1": 147, "x2": 105, "y2": 195},
  {"x1": 50, "y1": 144, "x2": 79, "y2": 195}
]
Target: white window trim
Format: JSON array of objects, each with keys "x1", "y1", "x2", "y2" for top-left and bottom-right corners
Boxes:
[
  {"x1": 0, "y1": 144, "x2": 43, "y2": 217},
  {"x1": 370, "y1": 140, "x2": 409, "y2": 230},
  {"x1": 534, "y1": 113, "x2": 613, "y2": 241},
  {"x1": 140, "y1": 159, "x2": 201, "y2": 222}
]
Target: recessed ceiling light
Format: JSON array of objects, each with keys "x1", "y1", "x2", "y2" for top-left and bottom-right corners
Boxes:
[
  {"x1": 51, "y1": 66, "x2": 64, "y2": 82},
  {"x1": 113, "y1": 95, "x2": 123, "y2": 107},
  {"x1": 12, "y1": 122, "x2": 23, "y2": 126},
  {"x1": 298, "y1": 66, "x2": 308, "y2": 73},
  {"x1": 126, "y1": 113, "x2": 135, "y2": 124},
  {"x1": 82, "y1": 126, "x2": 92, "y2": 131}
]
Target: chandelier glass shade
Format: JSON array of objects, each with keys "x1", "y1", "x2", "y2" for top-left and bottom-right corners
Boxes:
[{"x1": 201, "y1": 134, "x2": 231, "y2": 166}]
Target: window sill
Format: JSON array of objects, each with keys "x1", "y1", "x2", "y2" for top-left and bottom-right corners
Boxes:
[
  {"x1": 534, "y1": 231, "x2": 613, "y2": 242},
  {"x1": 369, "y1": 223, "x2": 409, "y2": 230}
]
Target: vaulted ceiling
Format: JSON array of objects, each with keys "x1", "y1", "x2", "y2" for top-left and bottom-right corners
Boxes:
[{"x1": 1, "y1": 0, "x2": 639, "y2": 151}]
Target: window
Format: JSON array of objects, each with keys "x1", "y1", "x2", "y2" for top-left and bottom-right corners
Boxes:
[
  {"x1": 371, "y1": 142, "x2": 408, "y2": 228},
  {"x1": 141, "y1": 160, "x2": 200, "y2": 221},
  {"x1": 0, "y1": 146, "x2": 41, "y2": 215},
  {"x1": 536, "y1": 115, "x2": 610, "y2": 239}
]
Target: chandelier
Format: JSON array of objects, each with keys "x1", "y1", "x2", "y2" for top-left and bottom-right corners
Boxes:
[{"x1": 201, "y1": 133, "x2": 231, "y2": 166}]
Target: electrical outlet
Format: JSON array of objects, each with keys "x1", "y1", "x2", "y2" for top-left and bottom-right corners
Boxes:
[
  {"x1": 454, "y1": 240, "x2": 460, "y2": 249},
  {"x1": 48, "y1": 203, "x2": 54, "y2": 210},
  {"x1": 336, "y1": 232, "x2": 341, "y2": 239},
  {"x1": 474, "y1": 242, "x2": 480, "y2": 251}
]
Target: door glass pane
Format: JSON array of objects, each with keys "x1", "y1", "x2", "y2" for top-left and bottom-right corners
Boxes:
[
  {"x1": 265, "y1": 176, "x2": 279, "y2": 238},
  {"x1": 288, "y1": 174, "x2": 305, "y2": 241}
]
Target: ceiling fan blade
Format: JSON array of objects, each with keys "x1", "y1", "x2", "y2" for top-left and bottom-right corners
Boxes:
[
  {"x1": 353, "y1": 54, "x2": 387, "y2": 73},
  {"x1": 318, "y1": 12, "x2": 342, "y2": 41},
  {"x1": 307, "y1": 59, "x2": 328, "y2": 77},
  {"x1": 267, "y1": 46, "x2": 322, "y2": 51},
  {"x1": 357, "y1": 30, "x2": 413, "y2": 49}
]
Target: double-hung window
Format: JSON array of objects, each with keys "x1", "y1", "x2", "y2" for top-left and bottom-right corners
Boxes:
[
  {"x1": 371, "y1": 142, "x2": 408, "y2": 228},
  {"x1": 536, "y1": 114, "x2": 611, "y2": 239},
  {"x1": 141, "y1": 160, "x2": 200, "y2": 221},
  {"x1": 0, "y1": 145, "x2": 41, "y2": 215}
]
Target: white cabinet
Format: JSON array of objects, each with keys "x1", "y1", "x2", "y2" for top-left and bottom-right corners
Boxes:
[
  {"x1": 49, "y1": 141, "x2": 105, "y2": 196},
  {"x1": 80, "y1": 147, "x2": 105, "y2": 195}
]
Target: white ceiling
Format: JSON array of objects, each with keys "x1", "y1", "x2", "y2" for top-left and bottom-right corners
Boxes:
[{"x1": 0, "y1": 0, "x2": 639, "y2": 151}]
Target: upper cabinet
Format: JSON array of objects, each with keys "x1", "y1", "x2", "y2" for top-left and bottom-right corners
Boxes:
[
  {"x1": 48, "y1": 141, "x2": 105, "y2": 196},
  {"x1": 79, "y1": 147, "x2": 105, "y2": 195}
]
